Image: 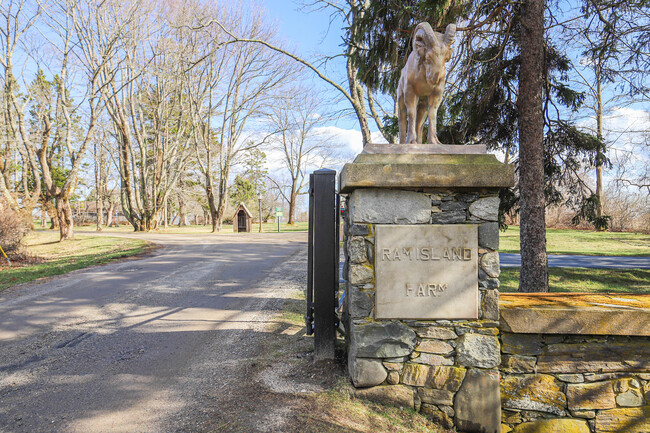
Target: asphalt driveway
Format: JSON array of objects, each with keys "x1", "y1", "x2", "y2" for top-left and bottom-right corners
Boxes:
[{"x1": 0, "y1": 232, "x2": 307, "y2": 433}]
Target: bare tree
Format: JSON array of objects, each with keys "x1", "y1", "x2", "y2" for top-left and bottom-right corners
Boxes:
[
  {"x1": 2, "y1": 0, "x2": 119, "y2": 240},
  {"x1": 186, "y1": 3, "x2": 292, "y2": 232},
  {"x1": 97, "y1": 0, "x2": 193, "y2": 231},
  {"x1": 199, "y1": 0, "x2": 393, "y2": 147},
  {"x1": 267, "y1": 88, "x2": 340, "y2": 224},
  {"x1": 0, "y1": 0, "x2": 43, "y2": 223}
]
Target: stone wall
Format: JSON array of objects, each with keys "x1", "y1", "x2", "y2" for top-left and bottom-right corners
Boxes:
[
  {"x1": 499, "y1": 331, "x2": 650, "y2": 433},
  {"x1": 341, "y1": 187, "x2": 650, "y2": 433},
  {"x1": 343, "y1": 187, "x2": 503, "y2": 432}
]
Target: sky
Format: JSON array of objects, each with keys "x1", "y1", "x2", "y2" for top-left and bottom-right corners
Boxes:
[
  {"x1": 260, "y1": 0, "x2": 380, "y2": 157},
  {"x1": 258, "y1": 1, "x2": 649, "y2": 189}
]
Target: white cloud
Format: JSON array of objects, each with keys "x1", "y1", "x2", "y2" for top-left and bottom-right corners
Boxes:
[{"x1": 313, "y1": 125, "x2": 388, "y2": 158}]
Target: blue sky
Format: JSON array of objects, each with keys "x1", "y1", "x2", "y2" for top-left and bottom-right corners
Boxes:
[{"x1": 260, "y1": 0, "x2": 378, "y2": 155}]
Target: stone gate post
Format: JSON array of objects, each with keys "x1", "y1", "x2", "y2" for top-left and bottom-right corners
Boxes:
[{"x1": 339, "y1": 145, "x2": 515, "y2": 433}]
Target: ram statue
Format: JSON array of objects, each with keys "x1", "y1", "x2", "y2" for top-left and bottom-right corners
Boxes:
[{"x1": 397, "y1": 22, "x2": 456, "y2": 145}]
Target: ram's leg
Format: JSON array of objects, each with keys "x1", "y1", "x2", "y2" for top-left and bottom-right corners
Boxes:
[
  {"x1": 398, "y1": 93, "x2": 407, "y2": 144},
  {"x1": 416, "y1": 100, "x2": 427, "y2": 144},
  {"x1": 427, "y1": 89, "x2": 443, "y2": 145},
  {"x1": 404, "y1": 90, "x2": 419, "y2": 144}
]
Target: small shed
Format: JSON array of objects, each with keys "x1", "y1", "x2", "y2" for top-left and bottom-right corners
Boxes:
[{"x1": 233, "y1": 203, "x2": 254, "y2": 233}]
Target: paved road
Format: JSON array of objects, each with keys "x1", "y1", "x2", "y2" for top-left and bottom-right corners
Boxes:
[
  {"x1": 0, "y1": 232, "x2": 307, "y2": 433},
  {"x1": 499, "y1": 253, "x2": 650, "y2": 269}
]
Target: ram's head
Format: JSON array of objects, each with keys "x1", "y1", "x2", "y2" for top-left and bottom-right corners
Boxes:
[{"x1": 413, "y1": 23, "x2": 456, "y2": 86}]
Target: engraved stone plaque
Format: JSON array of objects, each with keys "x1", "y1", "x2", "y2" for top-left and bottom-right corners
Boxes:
[{"x1": 375, "y1": 225, "x2": 478, "y2": 319}]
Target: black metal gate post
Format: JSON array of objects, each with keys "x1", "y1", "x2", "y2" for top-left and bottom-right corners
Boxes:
[{"x1": 306, "y1": 169, "x2": 338, "y2": 360}]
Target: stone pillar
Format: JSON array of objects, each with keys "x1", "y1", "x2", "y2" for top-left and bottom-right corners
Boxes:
[{"x1": 340, "y1": 149, "x2": 514, "y2": 433}]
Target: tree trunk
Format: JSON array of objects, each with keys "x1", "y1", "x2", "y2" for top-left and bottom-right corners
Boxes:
[
  {"x1": 163, "y1": 198, "x2": 169, "y2": 229},
  {"x1": 57, "y1": 197, "x2": 75, "y2": 240},
  {"x1": 106, "y1": 201, "x2": 116, "y2": 227},
  {"x1": 94, "y1": 142, "x2": 105, "y2": 231},
  {"x1": 177, "y1": 193, "x2": 187, "y2": 226},
  {"x1": 96, "y1": 193, "x2": 104, "y2": 231},
  {"x1": 288, "y1": 187, "x2": 297, "y2": 225},
  {"x1": 214, "y1": 166, "x2": 230, "y2": 232},
  {"x1": 518, "y1": 0, "x2": 548, "y2": 292},
  {"x1": 595, "y1": 68, "x2": 604, "y2": 223},
  {"x1": 43, "y1": 198, "x2": 59, "y2": 230}
]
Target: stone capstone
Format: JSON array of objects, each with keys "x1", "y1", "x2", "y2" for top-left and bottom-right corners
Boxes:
[
  {"x1": 347, "y1": 236, "x2": 368, "y2": 263},
  {"x1": 456, "y1": 333, "x2": 500, "y2": 368},
  {"x1": 354, "y1": 385, "x2": 415, "y2": 409},
  {"x1": 480, "y1": 252, "x2": 500, "y2": 278},
  {"x1": 349, "y1": 358, "x2": 388, "y2": 388},
  {"x1": 348, "y1": 264, "x2": 373, "y2": 284},
  {"x1": 350, "y1": 321, "x2": 417, "y2": 358},
  {"x1": 511, "y1": 419, "x2": 590, "y2": 433},
  {"x1": 501, "y1": 374, "x2": 567, "y2": 416},
  {"x1": 468, "y1": 196, "x2": 499, "y2": 221},
  {"x1": 348, "y1": 287, "x2": 372, "y2": 318},
  {"x1": 455, "y1": 368, "x2": 501, "y2": 433},
  {"x1": 349, "y1": 189, "x2": 431, "y2": 224},
  {"x1": 339, "y1": 153, "x2": 516, "y2": 193},
  {"x1": 594, "y1": 406, "x2": 650, "y2": 433},
  {"x1": 478, "y1": 222, "x2": 499, "y2": 250}
]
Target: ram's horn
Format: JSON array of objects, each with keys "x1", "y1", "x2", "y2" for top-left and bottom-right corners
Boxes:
[
  {"x1": 443, "y1": 23, "x2": 457, "y2": 46},
  {"x1": 413, "y1": 22, "x2": 436, "y2": 50}
]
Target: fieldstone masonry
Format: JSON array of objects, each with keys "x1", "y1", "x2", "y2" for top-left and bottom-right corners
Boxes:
[
  {"x1": 338, "y1": 151, "x2": 649, "y2": 433},
  {"x1": 498, "y1": 294, "x2": 650, "y2": 433},
  {"x1": 340, "y1": 151, "x2": 514, "y2": 433}
]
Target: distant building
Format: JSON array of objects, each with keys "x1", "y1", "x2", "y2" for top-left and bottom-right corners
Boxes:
[{"x1": 233, "y1": 203, "x2": 253, "y2": 233}]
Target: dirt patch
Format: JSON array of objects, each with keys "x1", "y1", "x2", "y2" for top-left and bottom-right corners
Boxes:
[
  {"x1": 185, "y1": 279, "x2": 449, "y2": 433},
  {"x1": 0, "y1": 252, "x2": 44, "y2": 270}
]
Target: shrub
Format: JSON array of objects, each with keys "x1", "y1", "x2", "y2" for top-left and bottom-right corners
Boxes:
[{"x1": 0, "y1": 208, "x2": 28, "y2": 254}]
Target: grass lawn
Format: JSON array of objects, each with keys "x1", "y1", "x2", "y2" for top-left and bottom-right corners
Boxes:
[
  {"x1": 500, "y1": 226, "x2": 650, "y2": 256},
  {"x1": 0, "y1": 231, "x2": 151, "y2": 293},
  {"x1": 500, "y1": 267, "x2": 650, "y2": 294},
  {"x1": 73, "y1": 221, "x2": 309, "y2": 234}
]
